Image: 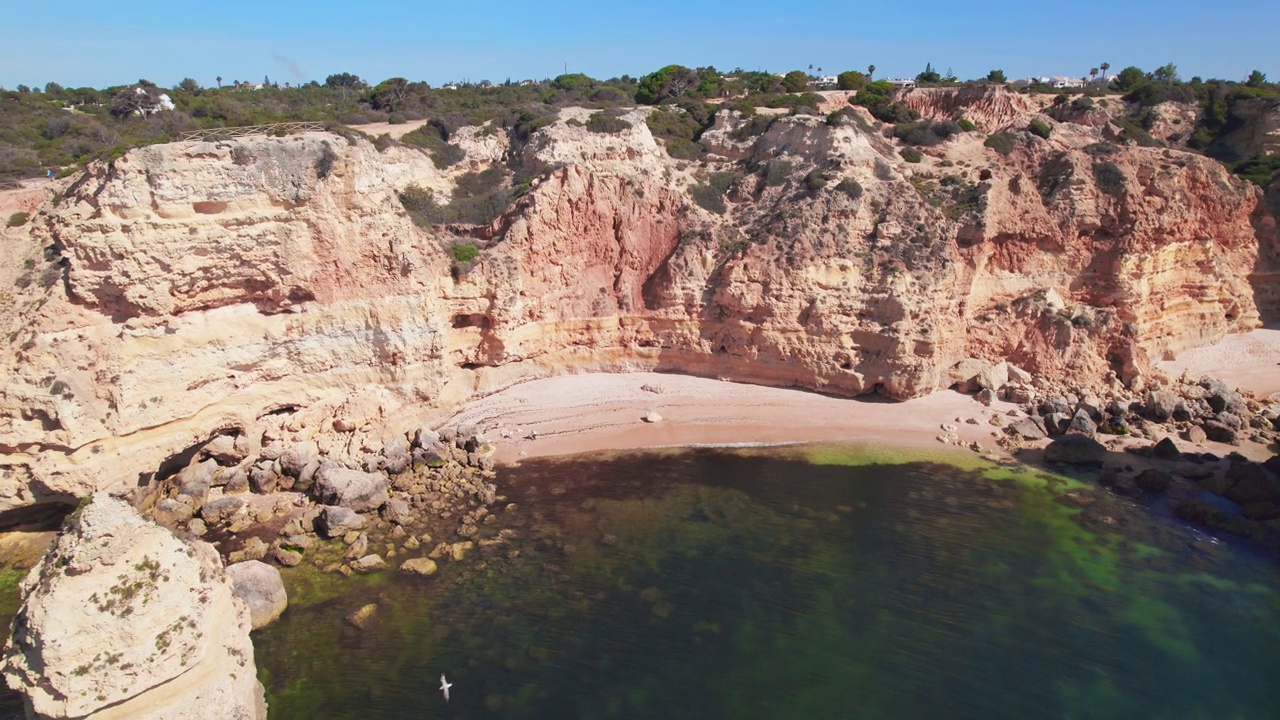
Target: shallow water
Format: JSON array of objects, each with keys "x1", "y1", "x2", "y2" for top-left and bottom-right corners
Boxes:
[{"x1": 255, "y1": 446, "x2": 1280, "y2": 719}]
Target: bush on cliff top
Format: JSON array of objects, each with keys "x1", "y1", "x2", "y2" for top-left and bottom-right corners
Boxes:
[
  {"x1": 6, "y1": 212, "x2": 29, "y2": 228},
  {"x1": 1027, "y1": 118, "x2": 1052, "y2": 140},
  {"x1": 585, "y1": 110, "x2": 632, "y2": 134}
]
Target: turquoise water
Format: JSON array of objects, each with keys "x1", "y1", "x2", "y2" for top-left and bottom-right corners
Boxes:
[{"x1": 254, "y1": 446, "x2": 1280, "y2": 719}]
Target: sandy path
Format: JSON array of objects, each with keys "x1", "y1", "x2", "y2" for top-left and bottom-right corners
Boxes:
[
  {"x1": 349, "y1": 118, "x2": 431, "y2": 140},
  {"x1": 445, "y1": 372, "x2": 1013, "y2": 464},
  {"x1": 1156, "y1": 327, "x2": 1280, "y2": 399}
]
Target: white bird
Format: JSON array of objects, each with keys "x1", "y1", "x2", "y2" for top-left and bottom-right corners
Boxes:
[{"x1": 440, "y1": 673, "x2": 453, "y2": 703}]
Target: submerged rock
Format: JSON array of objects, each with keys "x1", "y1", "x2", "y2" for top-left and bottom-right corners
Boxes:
[{"x1": 2, "y1": 494, "x2": 266, "y2": 719}]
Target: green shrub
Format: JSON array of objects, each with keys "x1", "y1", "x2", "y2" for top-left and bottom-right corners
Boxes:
[
  {"x1": 314, "y1": 141, "x2": 338, "y2": 179},
  {"x1": 387, "y1": 112, "x2": 407, "y2": 124},
  {"x1": 585, "y1": 111, "x2": 632, "y2": 134},
  {"x1": 899, "y1": 147, "x2": 923, "y2": 163},
  {"x1": 1233, "y1": 153, "x2": 1280, "y2": 186},
  {"x1": 1027, "y1": 118, "x2": 1052, "y2": 139},
  {"x1": 6, "y1": 212, "x2": 30, "y2": 228},
  {"x1": 399, "y1": 166, "x2": 514, "y2": 226},
  {"x1": 452, "y1": 243, "x2": 479, "y2": 263},
  {"x1": 762, "y1": 158, "x2": 794, "y2": 186},
  {"x1": 402, "y1": 124, "x2": 467, "y2": 168},
  {"x1": 730, "y1": 114, "x2": 774, "y2": 141},
  {"x1": 690, "y1": 183, "x2": 727, "y2": 214},
  {"x1": 1084, "y1": 142, "x2": 1119, "y2": 156},
  {"x1": 893, "y1": 120, "x2": 963, "y2": 146},
  {"x1": 984, "y1": 133, "x2": 1016, "y2": 155},
  {"x1": 1093, "y1": 161, "x2": 1126, "y2": 196},
  {"x1": 836, "y1": 178, "x2": 864, "y2": 199},
  {"x1": 803, "y1": 169, "x2": 829, "y2": 194},
  {"x1": 1110, "y1": 117, "x2": 1162, "y2": 147},
  {"x1": 957, "y1": 118, "x2": 976, "y2": 132}
]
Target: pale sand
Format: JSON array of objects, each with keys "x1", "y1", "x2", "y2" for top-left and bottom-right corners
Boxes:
[
  {"x1": 1156, "y1": 327, "x2": 1280, "y2": 399},
  {"x1": 445, "y1": 372, "x2": 1014, "y2": 465},
  {"x1": 349, "y1": 118, "x2": 431, "y2": 140}
]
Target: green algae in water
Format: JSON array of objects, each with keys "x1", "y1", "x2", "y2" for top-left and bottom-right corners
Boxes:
[{"x1": 255, "y1": 445, "x2": 1280, "y2": 718}]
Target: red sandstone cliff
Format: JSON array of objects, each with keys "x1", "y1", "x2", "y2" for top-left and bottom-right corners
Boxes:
[{"x1": 0, "y1": 96, "x2": 1273, "y2": 512}]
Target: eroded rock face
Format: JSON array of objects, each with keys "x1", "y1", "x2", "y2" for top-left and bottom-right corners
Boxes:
[
  {"x1": 0, "y1": 94, "x2": 1274, "y2": 513},
  {"x1": 2, "y1": 494, "x2": 266, "y2": 719}
]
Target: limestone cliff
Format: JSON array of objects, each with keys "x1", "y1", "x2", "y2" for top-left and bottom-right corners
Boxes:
[
  {"x1": 2, "y1": 494, "x2": 265, "y2": 719},
  {"x1": 0, "y1": 88, "x2": 1273, "y2": 513}
]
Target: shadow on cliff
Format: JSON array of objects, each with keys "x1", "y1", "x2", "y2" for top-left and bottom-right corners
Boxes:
[{"x1": 1250, "y1": 178, "x2": 1280, "y2": 325}]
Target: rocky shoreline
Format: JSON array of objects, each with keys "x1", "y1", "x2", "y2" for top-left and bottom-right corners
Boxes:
[{"x1": 939, "y1": 359, "x2": 1280, "y2": 554}]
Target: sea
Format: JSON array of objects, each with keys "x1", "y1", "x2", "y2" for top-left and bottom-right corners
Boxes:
[{"x1": 251, "y1": 444, "x2": 1280, "y2": 719}]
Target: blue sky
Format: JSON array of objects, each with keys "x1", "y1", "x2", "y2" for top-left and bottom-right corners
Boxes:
[{"x1": 2, "y1": 0, "x2": 1276, "y2": 89}]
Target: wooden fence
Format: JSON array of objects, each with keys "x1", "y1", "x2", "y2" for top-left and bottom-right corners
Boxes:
[{"x1": 177, "y1": 122, "x2": 326, "y2": 142}]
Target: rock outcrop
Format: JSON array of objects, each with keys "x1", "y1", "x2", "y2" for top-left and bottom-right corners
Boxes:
[
  {"x1": 0, "y1": 89, "x2": 1275, "y2": 514},
  {"x1": 2, "y1": 494, "x2": 265, "y2": 719}
]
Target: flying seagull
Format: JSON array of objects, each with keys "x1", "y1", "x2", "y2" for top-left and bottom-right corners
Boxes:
[{"x1": 440, "y1": 673, "x2": 453, "y2": 703}]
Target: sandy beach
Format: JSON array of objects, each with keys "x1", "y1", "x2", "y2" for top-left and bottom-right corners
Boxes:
[
  {"x1": 446, "y1": 372, "x2": 1012, "y2": 464},
  {"x1": 1156, "y1": 327, "x2": 1280, "y2": 399}
]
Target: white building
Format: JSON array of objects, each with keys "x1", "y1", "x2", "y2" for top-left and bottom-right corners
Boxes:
[{"x1": 886, "y1": 78, "x2": 917, "y2": 89}]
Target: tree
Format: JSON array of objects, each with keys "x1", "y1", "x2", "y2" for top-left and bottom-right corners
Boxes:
[
  {"x1": 44, "y1": 82, "x2": 63, "y2": 95},
  {"x1": 16, "y1": 84, "x2": 30, "y2": 93},
  {"x1": 177, "y1": 78, "x2": 200, "y2": 93},
  {"x1": 916, "y1": 63, "x2": 941, "y2": 85},
  {"x1": 1100, "y1": 62, "x2": 1110, "y2": 78},
  {"x1": 325, "y1": 72, "x2": 365, "y2": 89},
  {"x1": 635, "y1": 65, "x2": 698, "y2": 103},
  {"x1": 837, "y1": 70, "x2": 869, "y2": 91},
  {"x1": 1089, "y1": 68, "x2": 1099, "y2": 82},
  {"x1": 110, "y1": 86, "x2": 161, "y2": 118},
  {"x1": 1247, "y1": 70, "x2": 1267, "y2": 87},
  {"x1": 216, "y1": 76, "x2": 222, "y2": 88},
  {"x1": 782, "y1": 70, "x2": 810, "y2": 92},
  {"x1": 369, "y1": 77, "x2": 409, "y2": 111},
  {"x1": 1110, "y1": 66, "x2": 1146, "y2": 92},
  {"x1": 1150, "y1": 63, "x2": 1179, "y2": 84},
  {"x1": 867, "y1": 64, "x2": 876, "y2": 80},
  {"x1": 987, "y1": 69, "x2": 1007, "y2": 84}
]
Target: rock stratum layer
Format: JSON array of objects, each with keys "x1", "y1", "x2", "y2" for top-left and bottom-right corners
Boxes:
[
  {"x1": 2, "y1": 494, "x2": 265, "y2": 719},
  {"x1": 0, "y1": 90, "x2": 1276, "y2": 514}
]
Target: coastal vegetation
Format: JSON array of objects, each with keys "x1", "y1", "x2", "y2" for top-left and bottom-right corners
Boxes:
[{"x1": 0, "y1": 63, "x2": 1276, "y2": 188}]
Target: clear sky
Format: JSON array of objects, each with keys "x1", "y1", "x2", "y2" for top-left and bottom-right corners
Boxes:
[{"x1": 2, "y1": 0, "x2": 1276, "y2": 89}]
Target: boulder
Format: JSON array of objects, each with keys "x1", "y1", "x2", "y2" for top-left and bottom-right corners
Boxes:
[
  {"x1": 313, "y1": 465, "x2": 389, "y2": 512},
  {"x1": 1144, "y1": 389, "x2": 1178, "y2": 422},
  {"x1": 226, "y1": 560, "x2": 288, "y2": 630},
  {"x1": 381, "y1": 498, "x2": 412, "y2": 525},
  {"x1": 1039, "y1": 396, "x2": 1072, "y2": 417},
  {"x1": 1134, "y1": 469, "x2": 1174, "y2": 493},
  {"x1": 1006, "y1": 364, "x2": 1033, "y2": 384},
  {"x1": 1043, "y1": 412, "x2": 1071, "y2": 436},
  {"x1": 229, "y1": 537, "x2": 269, "y2": 564},
  {"x1": 278, "y1": 441, "x2": 319, "y2": 478},
  {"x1": 643, "y1": 411, "x2": 664, "y2": 423},
  {"x1": 1185, "y1": 425, "x2": 1208, "y2": 444},
  {"x1": 1, "y1": 494, "x2": 266, "y2": 719},
  {"x1": 975, "y1": 388, "x2": 996, "y2": 406},
  {"x1": 400, "y1": 557, "x2": 439, "y2": 576},
  {"x1": 315, "y1": 506, "x2": 367, "y2": 539},
  {"x1": 1152, "y1": 437, "x2": 1181, "y2": 460},
  {"x1": 201, "y1": 494, "x2": 248, "y2": 525},
  {"x1": 1002, "y1": 385, "x2": 1035, "y2": 404},
  {"x1": 949, "y1": 358, "x2": 993, "y2": 393},
  {"x1": 1044, "y1": 435, "x2": 1108, "y2": 466},
  {"x1": 175, "y1": 459, "x2": 219, "y2": 505},
  {"x1": 1005, "y1": 417, "x2": 1047, "y2": 441},
  {"x1": 346, "y1": 603, "x2": 378, "y2": 629},
  {"x1": 975, "y1": 362, "x2": 1010, "y2": 392},
  {"x1": 350, "y1": 554, "x2": 388, "y2": 573},
  {"x1": 1066, "y1": 409, "x2": 1097, "y2": 437},
  {"x1": 201, "y1": 434, "x2": 247, "y2": 465},
  {"x1": 1200, "y1": 420, "x2": 1239, "y2": 444}
]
